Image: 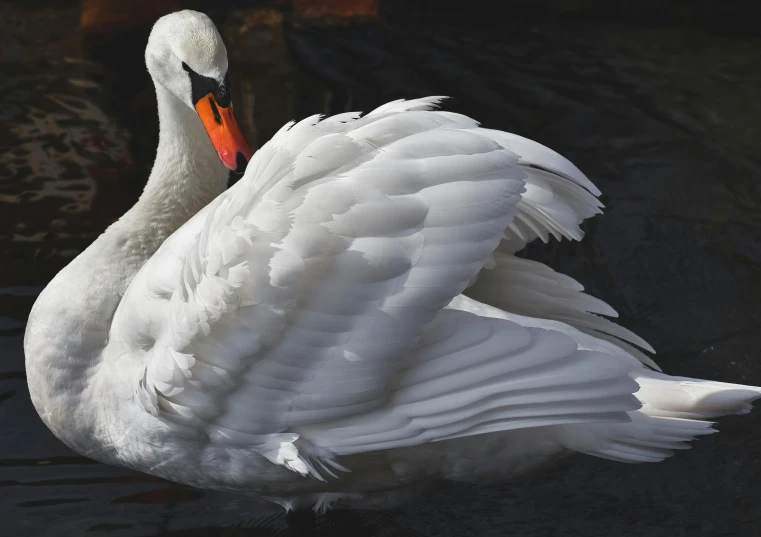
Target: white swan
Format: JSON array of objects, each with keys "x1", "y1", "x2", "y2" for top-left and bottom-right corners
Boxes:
[{"x1": 24, "y1": 10, "x2": 761, "y2": 512}]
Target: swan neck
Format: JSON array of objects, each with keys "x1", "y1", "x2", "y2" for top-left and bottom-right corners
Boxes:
[
  {"x1": 133, "y1": 82, "x2": 229, "y2": 232},
  {"x1": 24, "y1": 81, "x2": 229, "y2": 453}
]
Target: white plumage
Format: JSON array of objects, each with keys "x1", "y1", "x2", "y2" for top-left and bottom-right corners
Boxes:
[{"x1": 24, "y1": 11, "x2": 761, "y2": 512}]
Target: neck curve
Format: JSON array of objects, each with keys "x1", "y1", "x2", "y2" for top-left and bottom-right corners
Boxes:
[
  {"x1": 24, "y1": 80, "x2": 229, "y2": 452},
  {"x1": 134, "y1": 83, "x2": 229, "y2": 230}
]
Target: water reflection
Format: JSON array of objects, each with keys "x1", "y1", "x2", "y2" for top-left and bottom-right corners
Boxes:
[{"x1": 2, "y1": 5, "x2": 761, "y2": 537}]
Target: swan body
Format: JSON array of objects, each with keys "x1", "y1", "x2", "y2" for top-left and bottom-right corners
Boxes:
[{"x1": 25, "y1": 11, "x2": 761, "y2": 511}]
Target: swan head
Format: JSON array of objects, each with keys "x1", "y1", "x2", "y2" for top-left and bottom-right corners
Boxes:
[{"x1": 146, "y1": 10, "x2": 252, "y2": 173}]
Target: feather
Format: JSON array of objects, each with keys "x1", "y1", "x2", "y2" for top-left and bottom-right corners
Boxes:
[{"x1": 104, "y1": 97, "x2": 759, "y2": 484}]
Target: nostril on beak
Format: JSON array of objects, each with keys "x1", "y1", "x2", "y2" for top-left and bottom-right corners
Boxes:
[{"x1": 234, "y1": 152, "x2": 247, "y2": 174}]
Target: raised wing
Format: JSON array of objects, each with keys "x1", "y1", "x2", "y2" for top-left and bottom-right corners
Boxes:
[
  {"x1": 480, "y1": 130, "x2": 602, "y2": 255},
  {"x1": 466, "y1": 253, "x2": 658, "y2": 369},
  {"x1": 110, "y1": 98, "x2": 528, "y2": 474},
  {"x1": 466, "y1": 131, "x2": 656, "y2": 365}
]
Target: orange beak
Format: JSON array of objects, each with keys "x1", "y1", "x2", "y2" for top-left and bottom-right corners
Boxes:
[{"x1": 195, "y1": 93, "x2": 253, "y2": 173}]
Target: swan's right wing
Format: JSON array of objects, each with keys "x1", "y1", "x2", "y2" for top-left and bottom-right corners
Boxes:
[{"x1": 111, "y1": 100, "x2": 531, "y2": 475}]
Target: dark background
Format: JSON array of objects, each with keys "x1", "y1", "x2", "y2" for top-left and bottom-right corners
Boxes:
[{"x1": 1, "y1": 1, "x2": 760, "y2": 536}]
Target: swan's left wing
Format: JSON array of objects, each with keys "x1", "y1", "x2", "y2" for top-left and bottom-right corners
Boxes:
[
  {"x1": 110, "y1": 98, "x2": 528, "y2": 475},
  {"x1": 463, "y1": 131, "x2": 657, "y2": 366},
  {"x1": 479, "y1": 130, "x2": 602, "y2": 255}
]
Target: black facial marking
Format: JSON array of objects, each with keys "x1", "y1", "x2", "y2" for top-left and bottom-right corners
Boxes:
[
  {"x1": 182, "y1": 61, "x2": 231, "y2": 107},
  {"x1": 208, "y1": 96, "x2": 222, "y2": 125}
]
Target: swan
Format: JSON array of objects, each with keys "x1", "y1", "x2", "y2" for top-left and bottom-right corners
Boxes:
[{"x1": 24, "y1": 10, "x2": 761, "y2": 512}]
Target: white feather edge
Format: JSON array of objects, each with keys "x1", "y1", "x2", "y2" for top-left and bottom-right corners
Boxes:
[
  {"x1": 461, "y1": 138, "x2": 658, "y2": 369},
  {"x1": 467, "y1": 254, "x2": 659, "y2": 369},
  {"x1": 297, "y1": 308, "x2": 642, "y2": 458}
]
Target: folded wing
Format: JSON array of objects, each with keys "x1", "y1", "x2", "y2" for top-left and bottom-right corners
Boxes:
[{"x1": 110, "y1": 98, "x2": 531, "y2": 474}]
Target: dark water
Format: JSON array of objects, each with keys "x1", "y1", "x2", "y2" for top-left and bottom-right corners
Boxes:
[{"x1": 2, "y1": 5, "x2": 761, "y2": 536}]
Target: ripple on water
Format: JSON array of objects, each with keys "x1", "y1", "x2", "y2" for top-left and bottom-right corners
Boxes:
[
  {"x1": 0, "y1": 91, "x2": 129, "y2": 214},
  {"x1": 0, "y1": 58, "x2": 137, "y2": 296}
]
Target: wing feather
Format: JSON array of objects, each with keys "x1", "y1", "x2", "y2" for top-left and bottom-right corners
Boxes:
[
  {"x1": 111, "y1": 99, "x2": 527, "y2": 475},
  {"x1": 466, "y1": 253, "x2": 658, "y2": 369},
  {"x1": 299, "y1": 309, "x2": 641, "y2": 456},
  {"x1": 466, "y1": 130, "x2": 655, "y2": 367},
  {"x1": 111, "y1": 98, "x2": 654, "y2": 479}
]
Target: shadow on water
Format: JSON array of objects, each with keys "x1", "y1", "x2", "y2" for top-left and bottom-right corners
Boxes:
[{"x1": 2, "y1": 3, "x2": 761, "y2": 536}]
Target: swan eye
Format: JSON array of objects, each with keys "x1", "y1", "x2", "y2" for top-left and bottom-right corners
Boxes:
[{"x1": 182, "y1": 61, "x2": 231, "y2": 108}]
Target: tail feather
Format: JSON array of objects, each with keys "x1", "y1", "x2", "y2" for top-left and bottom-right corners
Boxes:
[
  {"x1": 555, "y1": 370, "x2": 761, "y2": 463},
  {"x1": 636, "y1": 370, "x2": 761, "y2": 419}
]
